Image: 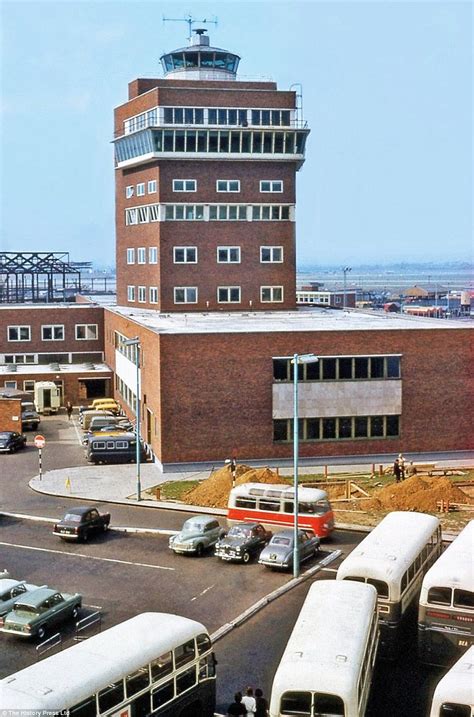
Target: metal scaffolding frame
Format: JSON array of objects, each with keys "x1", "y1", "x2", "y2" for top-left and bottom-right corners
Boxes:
[{"x1": 0, "y1": 252, "x2": 82, "y2": 303}]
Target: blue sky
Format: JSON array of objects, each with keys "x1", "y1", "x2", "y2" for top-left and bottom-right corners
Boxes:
[{"x1": 1, "y1": 1, "x2": 471, "y2": 267}]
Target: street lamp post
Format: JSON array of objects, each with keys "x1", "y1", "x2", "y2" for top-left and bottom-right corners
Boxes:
[
  {"x1": 342, "y1": 266, "x2": 352, "y2": 309},
  {"x1": 123, "y1": 337, "x2": 141, "y2": 501}
]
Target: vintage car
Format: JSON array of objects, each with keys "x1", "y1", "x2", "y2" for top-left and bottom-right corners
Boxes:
[
  {"x1": 169, "y1": 516, "x2": 224, "y2": 556},
  {"x1": 0, "y1": 586, "x2": 82, "y2": 639},
  {"x1": 52, "y1": 506, "x2": 111, "y2": 541},
  {"x1": 0, "y1": 431, "x2": 27, "y2": 454},
  {"x1": 0, "y1": 579, "x2": 41, "y2": 617},
  {"x1": 21, "y1": 402, "x2": 40, "y2": 431},
  {"x1": 214, "y1": 522, "x2": 272, "y2": 563},
  {"x1": 258, "y1": 528, "x2": 320, "y2": 570}
]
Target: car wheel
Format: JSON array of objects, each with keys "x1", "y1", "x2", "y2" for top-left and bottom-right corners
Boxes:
[
  {"x1": 72, "y1": 607, "x2": 79, "y2": 619},
  {"x1": 195, "y1": 543, "x2": 204, "y2": 557},
  {"x1": 82, "y1": 531, "x2": 88, "y2": 542},
  {"x1": 103, "y1": 523, "x2": 109, "y2": 532},
  {"x1": 37, "y1": 626, "x2": 46, "y2": 640},
  {"x1": 242, "y1": 551, "x2": 250, "y2": 564}
]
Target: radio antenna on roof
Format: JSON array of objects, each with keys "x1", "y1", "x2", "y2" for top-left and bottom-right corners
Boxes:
[{"x1": 162, "y1": 14, "x2": 218, "y2": 41}]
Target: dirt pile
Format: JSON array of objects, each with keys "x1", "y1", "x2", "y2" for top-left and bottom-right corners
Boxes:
[
  {"x1": 363, "y1": 475, "x2": 471, "y2": 512},
  {"x1": 181, "y1": 464, "x2": 286, "y2": 508}
]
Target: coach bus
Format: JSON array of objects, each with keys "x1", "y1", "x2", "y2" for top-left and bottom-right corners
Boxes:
[
  {"x1": 269, "y1": 580, "x2": 379, "y2": 717},
  {"x1": 0, "y1": 612, "x2": 217, "y2": 716},
  {"x1": 429, "y1": 646, "x2": 474, "y2": 717},
  {"x1": 337, "y1": 511, "x2": 442, "y2": 659},
  {"x1": 227, "y1": 482, "x2": 334, "y2": 538},
  {"x1": 418, "y1": 521, "x2": 473, "y2": 667}
]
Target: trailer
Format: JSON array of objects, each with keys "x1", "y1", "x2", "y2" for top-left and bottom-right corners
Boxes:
[{"x1": 34, "y1": 382, "x2": 61, "y2": 415}]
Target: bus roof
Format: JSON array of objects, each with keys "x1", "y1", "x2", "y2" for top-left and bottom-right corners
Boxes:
[
  {"x1": 270, "y1": 580, "x2": 377, "y2": 701},
  {"x1": 0, "y1": 612, "x2": 208, "y2": 710},
  {"x1": 421, "y1": 521, "x2": 474, "y2": 595},
  {"x1": 430, "y1": 646, "x2": 474, "y2": 715},
  {"x1": 231, "y1": 482, "x2": 328, "y2": 502},
  {"x1": 336, "y1": 512, "x2": 440, "y2": 585}
]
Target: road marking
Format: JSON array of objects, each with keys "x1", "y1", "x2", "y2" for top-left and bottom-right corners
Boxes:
[
  {"x1": 71, "y1": 416, "x2": 84, "y2": 447},
  {"x1": 190, "y1": 584, "x2": 215, "y2": 602},
  {"x1": 0, "y1": 541, "x2": 175, "y2": 571}
]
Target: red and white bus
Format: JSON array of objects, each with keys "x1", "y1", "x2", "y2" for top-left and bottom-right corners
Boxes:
[{"x1": 227, "y1": 483, "x2": 334, "y2": 538}]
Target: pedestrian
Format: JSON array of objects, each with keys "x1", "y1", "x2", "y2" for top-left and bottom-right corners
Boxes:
[
  {"x1": 227, "y1": 692, "x2": 247, "y2": 716},
  {"x1": 255, "y1": 688, "x2": 269, "y2": 717},
  {"x1": 398, "y1": 453, "x2": 406, "y2": 480},
  {"x1": 242, "y1": 687, "x2": 256, "y2": 716},
  {"x1": 66, "y1": 401, "x2": 73, "y2": 421},
  {"x1": 393, "y1": 458, "x2": 401, "y2": 483}
]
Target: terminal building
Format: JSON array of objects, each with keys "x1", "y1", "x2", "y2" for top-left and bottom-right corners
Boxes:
[{"x1": 1, "y1": 30, "x2": 472, "y2": 467}]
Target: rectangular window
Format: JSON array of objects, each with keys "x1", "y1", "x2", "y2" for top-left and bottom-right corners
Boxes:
[
  {"x1": 4, "y1": 380, "x2": 17, "y2": 389},
  {"x1": 386, "y1": 356, "x2": 401, "y2": 378},
  {"x1": 322, "y1": 418, "x2": 336, "y2": 439},
  {"x1": 260, "y1": 286, "x2": 283, "y2": 302},
  {"x1": 386, "y1": 415, "x2": 400, "y2": 436},
  {"x1": 174, "y1": 287, "x2": 197, "y2": 304},
  {"x1": 209, "y1": 205, "x2": 247, "y2": 221},
  {"x1": 251, "y1": 205, "x2": 290, "y2": 221},
  {"x1": 149, "y1": 287, "x2": 158, "y2": 304},
  {"x1": 136, "y1": 183, "x2": 145, "y2": 196},
  {"x1": 216, "y1": 180, "x2": 240, "y2": 192},
  {"x1": 126, "y1": 248, "x2": 135, "y2": 264},
  {"x1": 322, "y1": 358, "x2": 337, "y2": 380},
  {"x1": 338, "y1": 358, "x2": 353, "y2": 379},
  {"x1": 125, "y1": 208, "x2": 138, "y2": 225},
  {"x1": 148, "y1": 180, "x2": 157, "y2": 194},
  {"x1": 75, "y1": 324, "x2": 98, "y2": 340},
  {"x1": 23, "y1": 380, "x2": 35, "y2": 392},
  {"x1": 217, "y1": 247, "x2": 240, "y2": 263},
  {"x1": 138, "y1": 286, "x2": 146, "y2": 303},
  {"x1": 137, "y1": 247, "x2": 146, "y2": 264},
  {"x1": 260, "y1": 246, "x2": 283, "y2": 263},
  {"x1": 125, "y1": 185, "x2": 134, "y2": 198},
  {"x1": 41, "y1": 325, "x2": 64, "y2": 341},
  {"x1": 127, "y1": 285, "x2": 135, "y2": 302},
  {"x1": 173, "y1": 179, "x2": 197, "y2": 192},
  {"x1": 370, "y1": 357, "x2": 385, "y2": 378},
  {"x1": 218, "y1": 286, "x2": 241, "y2": 303},
  {"x1": 7, "y1": 326, "x2": 31, "y2": 342},
  {"x1": 354, "y1": 357, "x2": 369, "y2": 379},
  {"x1": 149, "y1": 247, "x2": 158, "y2": 264},
  {"x1": 174, "y1": 247, "x2": 197, "y2": 263},
  {"x1": 273, "y1": 419, "x2": 290, "y2": 442},
  {"x1": 370, "y1": 416, "x2": 384, "y2": 437},
  {"x1": 165, "y1": 204, "x2": 204, "y2": 220},
  {"x1": 260, "y1": 180, "x2": 283, "y2": 192}
]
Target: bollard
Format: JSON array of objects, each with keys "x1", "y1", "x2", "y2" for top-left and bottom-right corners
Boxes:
[
  {"x1": 65, "y1": 477, "x2": 71, "y2": 492},
  {"x1": 155, "y1": 486, "x2": 161, "y2": 501},
  {"x1": 371, "y1": 463, "x2": 375, "y2": 477},
  {"x1": 324, "y1": 465, "x2": 328, "y2": 480},
  {"x1": 379, "y1": 464, "x2": 383, "y2": 477}
]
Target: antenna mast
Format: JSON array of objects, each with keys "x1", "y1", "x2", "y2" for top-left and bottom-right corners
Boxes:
[{"x1": 162, "y1": 14, "x2": 218, "y2": 41}]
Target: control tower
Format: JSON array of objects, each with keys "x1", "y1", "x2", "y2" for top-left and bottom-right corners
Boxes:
[{"x1": 160, "y1": 28, "x2": 240, "y2": 81}]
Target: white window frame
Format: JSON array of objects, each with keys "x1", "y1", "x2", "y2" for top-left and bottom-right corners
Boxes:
[
  {"x1": 260, "y1": 246, "x2": 283, "y2": 263},
  {"x1": 137, "y1": 247, "x2": 146, "y2": 264},
  {"x1": 216, "y1": 180, "x2": 240, "y2": 193},
  {"x1": 127, "y1": 285, "x2": 136, "y2": 302},
  {"x1": 174, "y1": 287, "x2": 198, "y2": 304},
  {"x1": 23, "y1": 380, "x2": 35, "y2": 392},
  {"x1": 4, "y1": 380, "x2": 17, "y2": 389},
  {"x1": 260, "y1": 180, "x2": 283, "y2": 193},
  {"x1": 138, "y1": 286, "x2": 146, "y2": 303},
  {"x1": 148, "y1": 180, "x2": 157, "y2": 194},
  {"x1": 173, "y1": 247, "x2": 197, "y2": 264},
  {"x1": 41, "y1": 325, "x2": 65, "y2": 341},
  {"x1": 7, "y1": 326, "x2": 31, "y2": 342},
  {"x1": 173, "y1": 179, "x2": 197, "y2": 192},
  {"x1": 125, "y1": 185, "x2": 134, "y2": 198},
  {"x1": 217, "y1": 286, "x2": 241, "y2": 304},
  {"x1": 149, "y1": 247, "x2": 158, "y2": 264},
  {"x1": 136, "y1": 183, "x2": 145, "y2": 196},
  {"x1": 209, "y1": 205, "x2": 247, "y2": 221},
  {"x1": 126, "y1": 248, "x2": 135, "y2": 265},
  {"x1": 217, "y1": 247, "x2": 241, "y2": 263},
  {"x1": 260, "y1": 286, "x2": 284, "y2": 303},
  {"x1": 149, "y1": 287, "x2": 158, "y2": 304},
  {"x1": 75, "y1": 324, "x2": 99, "y2": 340}
]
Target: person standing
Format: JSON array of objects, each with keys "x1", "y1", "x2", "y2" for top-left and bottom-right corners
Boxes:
[
  {"x1": 393, "y1": 458, "x2": 401, "y2": 483},
  {"x1": 398, "y1": 453, "x2": 406, "y2": 480},
  {"x1": 66, "y1": 401, "x2": 73, "y2": 421},
  {"x1": 242, "y1": 687, "x2": 256, "y2": 716},
  {"x1": 227, "y1": 692, "x2": 247, "y2": 716},
  {"x1": 255, "y1": 688, "x2": 269, "y2": 717}
]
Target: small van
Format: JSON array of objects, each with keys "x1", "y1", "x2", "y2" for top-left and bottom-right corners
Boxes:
[
  {"x1": 86, "y1": 433, "x2": 147, "y2": 464},
  {"x1": 34, "y1": 382, "x2": 61, "y2": 415},
  {"x1": 81, "y1": 410, "x2": 115, "y2": 431}
]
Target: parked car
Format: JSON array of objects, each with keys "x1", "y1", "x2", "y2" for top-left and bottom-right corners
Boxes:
[
  {"x1": 82, "y1": 421, "x2": 133, "y2": 447},
  {"x1": 0, "y1": 579, "x2": 42, "y2": 617},
  {"x1": 21, "y1": 402, "x2": 40, "y2": 431},
  {"x1": 86, "y1": 433, "x2": 147, "y2": 464},
  {"x1": 169, "y1": 516, "x2": 224, "y2": 556},
  {"x1": 258, "y1": 528, "x2": 320, "y2": 570},
  {"x1": 0, "y1": 432, "x2": 27, "y2": 454},
  {"x1": 52, "y1": 507, "x2": 111, "y2": 541},
  {"x1": 0, "y1": 587, "x2": 82, "y2": 639},
  {"x1": 215, "y1": 522, "x2": 272, "y2": 563}
]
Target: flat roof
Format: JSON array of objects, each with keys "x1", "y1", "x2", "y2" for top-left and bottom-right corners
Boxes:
[
  {"x1": 0, "y1": 363, "x2": 112, "y2": 376},
  {"x1": 104, "y1": 304, "x2": 472, "y2": 335}
]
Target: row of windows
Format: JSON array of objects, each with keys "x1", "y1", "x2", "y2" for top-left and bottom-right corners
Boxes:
[
  {"x1": 162, "y1": 50, "x2": 239, "y2": 73},
  {"x1": 427, "y1": 586, "x2": 473, "y2": 609},
  {"x1": 273, "y1": 415, "x2": 400, "y2": 442},
  {"x1": 7, "y1": 325, "x2": 98, "y2": 342},
  {"x1": 273, "y1": 356, "x2": 401, "y2": 382},
  {"x1": 126, "y1": 247, "x2": 158, "y2": 264},
  {"x1": 1, "y1": 352, "x2": 103, "y2": 366},
  {"x1": 123, "y1": 106, "x2": 294, "y2": 134},
  {"x1": 125, "y1": 179, "x2": 283, "y2": 197},
  {"x1": 126, "y1": 285, "x2": 284, "y2": 305},
  {"x1": 125, "y1": 181, "x2": 157, "y2": 198},
  {"x1": 115, "y1": 128, "x2": 308, "y2": 163},
  {"x1": 125, "y1": 203, "x2": 292, "y2": 225},
  {"x1": 127, "y1": 246, "x2": 283, "y2": 265}
]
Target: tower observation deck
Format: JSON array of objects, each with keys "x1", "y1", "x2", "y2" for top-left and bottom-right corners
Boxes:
[{"x1": 160, "y1": 29, "x2": 240, "y2": 81}]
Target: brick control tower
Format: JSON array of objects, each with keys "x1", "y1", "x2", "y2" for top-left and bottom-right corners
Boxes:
[{"x1": 113, "y1": 29, "x2": 309, "y2": 312}]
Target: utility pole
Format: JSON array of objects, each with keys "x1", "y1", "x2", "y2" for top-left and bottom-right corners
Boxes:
[{"x1": 342, "y1": 266, "x2": 352, "y2": 309}]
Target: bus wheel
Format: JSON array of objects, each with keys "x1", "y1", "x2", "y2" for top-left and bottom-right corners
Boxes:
[{"x1": 242, "y1": 551, "x2": 250, "y2": 564}]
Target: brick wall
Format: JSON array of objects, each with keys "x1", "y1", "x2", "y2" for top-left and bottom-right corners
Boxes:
[{"x1": 0, "y1": 398, "x2": 22, "y2": 432}]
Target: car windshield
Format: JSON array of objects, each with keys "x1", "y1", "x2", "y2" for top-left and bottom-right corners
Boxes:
[
  {"x1": 182, "y1": 522, "x2": 203, "y2": 533},
  {"x1": 14, "y1": 604, "x2": 39, "y2": 614},
  {"x1": 228, "y1": 526, "x2": 251, "y2": 538},
  {"x1": 64, "y1": 514, "x2": 82, "y2": 523},
  {"x1": 272, "y1": 536, "x2": 291, "y2": 546},
  {"x1": 0, "y1": 433, "x2": 11, "y2": 438}
]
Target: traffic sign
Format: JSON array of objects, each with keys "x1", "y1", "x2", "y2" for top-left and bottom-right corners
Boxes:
[{"x1": 34, "y1": 435, "x2": 46, "y2": 449}]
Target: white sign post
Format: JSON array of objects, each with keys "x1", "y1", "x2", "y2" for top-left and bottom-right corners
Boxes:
[{"x1": 34, "y1": 435, "x2": 46, "y2": 480}]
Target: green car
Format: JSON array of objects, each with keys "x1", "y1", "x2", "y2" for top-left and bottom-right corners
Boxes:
[{"x1": 0, "y1": 586, "x2": 82, "y2": 639}]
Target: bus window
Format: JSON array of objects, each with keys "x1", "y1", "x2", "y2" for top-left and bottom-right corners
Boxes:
[
  {"x1": 428, "y1": 587, "x2": 452, "y2": 606},
  {"x1": 151, "y1": 651, "x2": 173, "y2": 681},
  {"x1": 343, "y1": 576, "x2": 366, "y2": 584},
  {"x1": 314, "y1": 693, "x2": 345, "y2": 715},
  {"x1": 175, "y1": 639, "x2": 196, "y2": 668},
  {"x1": 235, "y1": 498, "x2": 256, "y2": 509},
  {"x1": 367, "y1": 579, "x2": 389, "y2": 599},
  {"x1": 152, "y1": 680, "x2": 174, "y2": 710},
  {"x1": 197, "y1": 632, "x2": 212, "y2": 655},
  {"x1": 280, "y1": 691, "x2": 311, "y2": 715},
  {"x1": 299, "y1": 502, "x2": 315, "y2": 514},
  {"x1": 176, "y1": 666, "x2": 197, "y2": 694},
  {"x1": 453, "y1": 589, "x2": 474, "y2": 609},
  {"x1": 259, "y1": 499, "x2": 280, "y2": 512},
  {"x1": 401, "y1": 572, "x2": 408, "y2": 591},
  {"x1": 314, "y1": 500, "x2": 331, "y2": 515},
  {"x1": 98, "y1": 679, "x2": 125, "y2": 713},
  {"x1": 69, "y1": 696, "x2": 96, "y2": 717},
  {"x1": 283, "y1": 501, "x2": 294, "y2": 513},
  {"x1": 440, "y1": 704, "x2": 471, "y2": 717},
  {"x1": 126, "y1": 666, "x2": 150, "y2": 697},
  {"x1": 199, "y1": 653, "x2": 217, "y2": 679}
]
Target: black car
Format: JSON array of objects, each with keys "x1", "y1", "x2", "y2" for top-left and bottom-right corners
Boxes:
[
  {"x1": 215, "y1": 522, "x2": 272, "y2": 563},
  {"x1": 52, "y1": 507, "x2": 111, "y2": 542},
  {"x1": 0, "y1": 432, "x2": 27, "y2": 454}
]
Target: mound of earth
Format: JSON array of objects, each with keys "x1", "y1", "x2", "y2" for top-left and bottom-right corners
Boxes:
[
  {"x1": 181, "y1": 464, "x2": 286, "y2": 508},
  {"x1": 363, "y1": 475, "x2": 471, "y2": 512}
]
